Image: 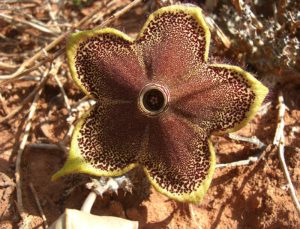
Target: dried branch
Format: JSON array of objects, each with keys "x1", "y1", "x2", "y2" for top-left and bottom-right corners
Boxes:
[
  {"x1": 0, "y1": 61, "x2": 19, "y2": 70},
  {"x1": 205, "y1": 16, "x2": 231, "y2": 48},
  {"x1": 273, "y1": 91, "x2": 300, "y2": 215},
  {"x1": 216, "y1": 155, "x2": 259, "y2": 168},
  {"x1": 0, "y1": 13, "x2": 58, "y2": 35},
  {"x1": 0, "y1": 62, "x2": 60, "y2": 124},
  {"x1": 53, "y1": 74, "x2": 71, "y2": 112},
  {"x1": 0, "y1": 0, "x2": 143, "y2": 82},
  {"x1": 15, "y1": 75, "x2": 45, "y2": 222},
  {"x1": 0, "y1": 91, "x2": 9, "y2": 115},
  {"x1": 15, "y1": 62, "x2": 60, "y2": 226},
  {"x1": 27, "y1": 143, "x2": 62, "y2": 151},
  {"x1": 29, "y1": 183, "x2": 48, "y2": 228},
  {"x1": 228, "y1": 133, "x2": 265, "y2": 149},
  {"x1": 273, "y1": 91, "x2": 287, "y2": 145}
]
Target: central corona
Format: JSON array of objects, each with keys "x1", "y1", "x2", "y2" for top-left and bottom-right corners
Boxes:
[{"x1": 138, "y1": 83, "x2": 170, "y2": 116}]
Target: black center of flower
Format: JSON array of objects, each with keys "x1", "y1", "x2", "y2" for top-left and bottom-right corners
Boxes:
[
  {"x1": 138, "y1": 83, "x2": 169, "y2": 116},
  {"x1": 143, "y1": 89, "x2": 165, "y2": 112}
]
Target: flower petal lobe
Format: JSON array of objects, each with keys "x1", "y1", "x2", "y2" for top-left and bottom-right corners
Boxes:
[
  {"x1": 172, "y1": 64, "x2": 269, "y2": 133},
  {"x1": 140, "y1": 113, "x2": 215, "y2": 203},
  {"x1": 53, "y1": 102, "x2": 147, "y2": 179},
  {"x1": 136, "y1": 6, "x2": 210, "y2": 86},
  {"x1": 67, "y1": 28, "x2": 146, "y2": 100}
]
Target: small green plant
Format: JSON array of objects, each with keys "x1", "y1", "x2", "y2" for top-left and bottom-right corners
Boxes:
[{"x1": 52, "y1": 5, "x2": 268, "y2": 203}]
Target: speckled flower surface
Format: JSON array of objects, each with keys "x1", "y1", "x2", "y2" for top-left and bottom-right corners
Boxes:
[{"x1": 52, "y1": 5, "x2": 268, "y2": 203}]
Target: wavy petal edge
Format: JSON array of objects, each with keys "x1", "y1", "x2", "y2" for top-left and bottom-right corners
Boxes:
[
  {"x1": 210, "y1": 63, "x2": 269, "y2": 135},
  {"x1": 66, "y1": 28, "x2": 135, "y2": 98},
  {"x1": 51, "y1": 109, "x2": 138, "y2": 181},
  {"x1": 137, "y1": 5, "x2": 211, "y2": 62},
  {"x1": 143, "y1": 138, "x2": 216, "y2": 203}
]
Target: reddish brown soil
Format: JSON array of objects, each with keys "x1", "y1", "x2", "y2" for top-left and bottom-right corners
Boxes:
[
  {"x1": 0, "y1": 79, "x2": 299, "y2": 228},
  {"x1": 0, "y1": 1, "x2": 299, "y2": 228}
]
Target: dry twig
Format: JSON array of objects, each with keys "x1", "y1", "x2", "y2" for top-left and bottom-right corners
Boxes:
[
  {"x1": 15, "y1": 62, "x2": 60, "y2": 226},
  {"x1": 0, "y1": 0, "x2": 143, "y2": 83},
  {"x1": 15, "y1": 76, "x2": 45, "y2": 223},
  {"x1": 53, "y1": 74, "x2": 71, "y2": 112},
  {"x1": 0, "y1": 62, "x2": 60, "y2": 124},
  {"x1": 29, "y1": 183, "x2": 48, "y2": 228},
  {"x1": 228, "y1": 133, "x2": 265, "y2": 148},
  {"x1": 216, "y1": 133, "x2": 265, "y2": 168},
  {"x1": 27, "y1": 143, "x2": 62, "y2": 151},
  {"x1": 216, "y1": 155, "x2": 259, "y2": 168},
  {"x1": 273, "y1": 91, "x2": 287, "y2": 145},
  {"x1": 273, "y1": 91, "x2": 300, "y2": 215},
  {"x1": 0, "y1": 91, "x2": 9, "y2": 115},
  {"x1": 0, "y1": 12, "x2": 58, "y2": 35}
]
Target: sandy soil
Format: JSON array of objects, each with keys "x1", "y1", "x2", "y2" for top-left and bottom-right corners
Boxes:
[
  {"x1": 0, "y1": 0, "x2": 299, "y2": 228},
  {"x1": 0, "y1": 80, "x2": 299, "y2": 229}
]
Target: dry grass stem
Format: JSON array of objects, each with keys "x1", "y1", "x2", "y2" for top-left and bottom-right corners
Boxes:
[
  {"x1": 228, "y1": 133, "x2": 265, "y2": 148},
  {"x1": 95, "y1": 0, "x2": 143, "y2": 29},
  {"x1": 0, "y1": 61, "x2": 19, "y2": 70},
  {"x1": 29, "y1": 183, "x2": 48, "y2": 228},
  {"x1": 205, "y1": 16, "x2": 231, "y2": 48},
  {"x1": 273, "y1": 92, "x2": 300, "y2": 215},
  {"x1": 0, "y1": 48, "x2": 64, "y2": 85},
  {"x1": 15, "y1": 62, "x2": 60, "y2": 225},
  {"x1": 53, "y1": 74, "x2": 71, "y2": 112},
  {"x1": 0, "y1": 91, "x2": 9, "y2": 115},
  {"x1": 0, "y1": 13, "x2": 58, "y2": 35},
  {"x1": 216, "y1": 155, "x2": 259, "y2": 168},
  {"x1": 46, "y1": 0, "x2": 62, "y2": 33},
  {"x1": 0, "y1": 0, "x2": 142, "y2": 82},
  {"x1": 15, "y1": 76, "x2": 45, "y2": 223},
  {"x1": 27, "y1": 143, "x2": 62, "y2": 151},
  {"x1": 0, "y1": 63, "x2": 56, "y2": 124},
  {"x1": 273, "y1": 91, "x2": 287, "y2": 145}
]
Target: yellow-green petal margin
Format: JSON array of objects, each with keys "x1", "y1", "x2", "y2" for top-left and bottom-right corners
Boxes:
[
  {"x1": 210, "y1": 63, "x2": 269, "y2": 135},
  {"x1": 66, "y1": 28, "x2": 134, "y2": 98},
  {"x1": 143, "y1": 138, "x2": 216, "y2": 203},
  {"x1": 51, "y1": 109, "x2": 138, "y2": 181},
  {"x1": 137, "y1": 5, "x2": 211, "y2": 62}
]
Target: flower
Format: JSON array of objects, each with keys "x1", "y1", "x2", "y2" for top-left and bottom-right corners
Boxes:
[{"x1": 52, "y1": 5, "x2": 268, "y2": 203}]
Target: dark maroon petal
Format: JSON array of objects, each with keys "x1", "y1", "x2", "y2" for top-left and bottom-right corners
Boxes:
[
  {"x1": 76, "y1": 101, "x2": 147, "y2": 173},
  {"x1": 171, "y1": 65, "x2": 258, "y2": 133},
  {"x1": 68, "y1": 29, "x2": 147, "y2": 100},
  {"x1": 135, "y1": 6, "x2": 210, "y2": 88},
  {"x1": 139, "y1": 112, "x2": 215, "y2": 202}
]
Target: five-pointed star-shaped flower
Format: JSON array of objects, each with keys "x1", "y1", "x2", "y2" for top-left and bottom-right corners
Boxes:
[{"x1": 52, "y1": 5, "x2": 268, "y2": 203}]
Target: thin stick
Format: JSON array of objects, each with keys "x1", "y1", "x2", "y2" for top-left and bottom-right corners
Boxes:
[
  {"x1": 188, "y1": 204, "x2": 197, "y2": 225},
  {"x1": 15, "y1": 78, "x2": 44, "y2": 222},
  {"x1": 0, "y1": 61, "x2": 19, "y2": 70},
  {"x1": 273, "y1": 92, "x2": 300, "y2": 215},
  {"x1": 0, "y1": 0, "x2": 141, "y2": 82},
  {"x1": 46, "y1": 0, "x2": 62, "y2": 33},
  {"x1": 0, "y1": 13, "x2": 58, "y2": 35},
  {"x1": 278, "y1": 135, "x2": 300, "y2": 215},
  {"x1": 216, "y1": 155, "x2": 259, "y2": 168},
  {"x1": 27, "y1": 143, "x2": 62, "y2": 151},
  {"x1": 228, "y1": 133, "x2": 265, "y2": 148},
  {"x1": 0, "y1": 64, "x2": 54, "y2": 124},
  {"x1": 53, "y1": 74, "x2": 71, "y2": 111},
  {"x1": 29, "y1": 183, "x2": 48, "y2": 228},
  {"x1": 273, "y1": 91, "x2": 286, "y2": 145},
  {"x1": 0, "y1": 91, "x2": 9, "y2": 115},
  {"x1": 15, "y1": 62, "x2": 60, "y2": 224},
  {"x1": 94, "y1": 0, "x2": 143, "y2": 29},
  {"x1": 205, "y1": 16, "x2": 231, "y2": 48}
]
